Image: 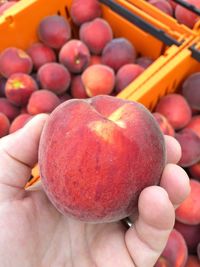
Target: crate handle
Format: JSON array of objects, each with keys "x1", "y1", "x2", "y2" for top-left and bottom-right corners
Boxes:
[
  {"x1": 172, "y1": 0, "x2": 200, "y2": 16},
  {"x1": 99, "y1": 0, "x2": 181, "y2": 46}
]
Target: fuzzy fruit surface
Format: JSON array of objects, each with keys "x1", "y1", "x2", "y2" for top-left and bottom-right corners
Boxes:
[{"x1": 39, "y1": 95, "x2": 166, "y2": 223}]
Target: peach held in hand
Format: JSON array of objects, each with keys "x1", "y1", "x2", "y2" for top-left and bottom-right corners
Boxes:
[{"x1": 39, "y1": 95, "x2": 166, "y2": 223}]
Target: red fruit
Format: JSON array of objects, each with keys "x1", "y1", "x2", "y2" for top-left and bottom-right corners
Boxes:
[
  {"x1": 5, "y1": 73, "x2": 38, "y2": 106},
  {"x1": 9, "y1": 113, "x2": 32, "y2": 133},
  {"x1": 174, "y1": 220, "x2": 200, "y2": 254},
  {"x1": 182, "y1": 72, "x2": 200, "y2": 111},
  {"x1": 185, "y1": 115, "x2": 200, "y2": 138},
  {"x1": 89, "y1": 55, "x2": 102, "y2": 66},
  {"x1": 0, "y1": 97, "x2": 19, "y2": 121},
  {"x1": 176, "y1": 179, "x2": 200, "y2": 225},
  {"x1": 38, "y1": 95, "x2": 166, "y2": 223},
  {"x1": 175, "y1": 128, "x2": 200, "y2": 167},
  {"x1": 185, "y1": 256, "x2": 200, "y2": 267},
  {"x1": 152, "y1": 112, "x2": 175, "y2": 136},
  {"x1": 136, "y1": 56, "x2": 154, "y2": 69},
  {"x1": 188, "y1": 161, "x2": 200, "y2": 181},
  {"x1": 175, "y1": 0, "x2": 200, "y2": 28},
  {"x1": 156, "y1": 229, "x2": 188, "y2": 267},
  {"x1": 70, "y1": 0, "x2": 102, "y2": 26},
  {"x1": 70, "y1": 75, "x2": 87, "y2": 99},
  {"x1": 27, "y1": 42, "x2": 56, "y2": 70},
  {"x1": 0, "y1": 76, "x2": 6, "y2": 97},
  {"x1": 27, "y1": 89, "x2": 60, "y2": 115},
  {"x1": 58, "y1": 93, "x2": 72, "y2": 103},
  {"x1": 0, "y1": 47, "x2": 33, "y2": 78},
  {"x1": 115, "y1": 64, "x2": 144, "y2": 93},
  {"x1": 38, "y1": 15, "x2": 71, "y2": 49},
  {"x1": 0, "y1": 112, "x2": 10, "y2": 137},
  {"x1": 59, "y1": 40, "x2": 91, "y2": 74},
  {"x1": 79, "y1": 18, "x2": 113, "y2": 55},
  {"x1": 37, "y1": 63, "x2": 71, "y2": 95},
  {"x1": 155, "y1": 93, "x2": 192, "y2": 130},
  {"x1": 148, "y1": 0, "x2": 173, "y2": 16},
  {"x1": 101, "y1": 38, "x2": 137, "y2": 72},
  {"x1": 81, "y1": 64, "x2": 115, "y2": 97}
]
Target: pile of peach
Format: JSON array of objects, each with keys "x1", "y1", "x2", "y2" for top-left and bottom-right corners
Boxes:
[
  {"x1": 0, "y1": 0, "x2": 153, "y2": 138},
  {"x1": 0, "y1": 0, "x2": 19, "y2": 16},
  {"x1": 152, "y1": 73, "x2": 200, "y2": 266},
  {"x1": 147, "y1": 0, "x2": 200, "y2": 29}
]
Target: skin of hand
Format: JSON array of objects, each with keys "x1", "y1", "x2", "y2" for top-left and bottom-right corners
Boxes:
[{"x1": 0, "y1": 114, "x2": 190, "y2": 267}]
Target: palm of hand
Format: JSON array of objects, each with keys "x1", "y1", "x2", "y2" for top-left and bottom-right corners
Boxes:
[{"x1": 0, "y1": 189, "x2": 134, "y2": 267}]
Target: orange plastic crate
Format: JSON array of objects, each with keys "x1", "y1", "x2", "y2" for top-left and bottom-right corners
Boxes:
[
  {"x1": 0, "y1": 0, "x2": 194, "y2": 101},
  {"x1": 125, "y1": 36, "x2": 200, "y2": 111},
  {"x1": 124, "y1": 0, "x2": 200, "y2": 34}
]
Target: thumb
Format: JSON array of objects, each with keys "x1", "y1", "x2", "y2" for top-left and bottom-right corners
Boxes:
[{"x1": 0, "y1": 114, "x2": 48, "y2": 203}]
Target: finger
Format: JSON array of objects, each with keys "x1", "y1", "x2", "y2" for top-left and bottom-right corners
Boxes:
[
  {"x1": 125, "y1": 186, "x2": 175, "y2": 267},
  {"x1": 160, "y1": 163, "x2": 190, "y2": 208},
  {"x1": 0, "y1": 114, "x2": 48, "y2": 202},
  {"x1": 164, "y1": 135, "x2": 181, "y2": 164}
]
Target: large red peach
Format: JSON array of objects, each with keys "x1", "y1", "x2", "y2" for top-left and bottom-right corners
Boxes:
[
  {"x1": 0, "y1": 47, "x2": 33, "y2": 78},
  {"x1": 70, "y1": 0, "x2": 101, "y2": 26},
  {"x1": 38, "y1": 15, "x2": 71, "y2": 49},
  {"x1": 175, "y1": 0, "x2": 200, "y2": 28},
  {"x1": 37, "y1": 63, "x2": 71, "y2": 94},
  {"x1": 5, "y1": 73, "x2": 38, "y2": 106},
  {"x1": 70, "y1": 75, "x2": 87, "y2": 99},
  {"x1": 176, "y1": 179, "x2": 200, "y2": 225},
  {"x1": 152, "y1": 112, "x2": 175, "y2": 136},
  {"x1": 175, "y1": 128, "x2": 200, "y2": 167},
  {"x1": 59, "y1": 40, "x2": 91, "y2": 74},
  {"x1": 182, "y1": 72, "x2": 200, "y2": 111},
  {"x1": 79, "y1": 18, "x2": 113, "y2": 55},
  {"x1": 185, "y1": 115, "x2": 200, "y2": 138},
  {"x1": 0, "y1": 112, "x2": 10, "y2": 137},
  {"x1": 9, "y1": 113, "x2": 32, "y2": 133},
  {"x1": 101, "y1": 38, "x2": 137, "y2": 72},
  {"x1": 155, "y1": 229, "x2": 188, "y2": 267},
  {"x1": 155, "y1": 93, "x2": 192, "y2": 130},
  {"x1": 27, "y1": 42, "x2": 56, "y2": 70},
  {"x1": 148, "y1": 0, "x2": 173, "y2": 16},
  {"x1": 81, "y1": 64, "x2": 115, "y2": 97},
  {"x1": 174, "y1": 220, "x2": 200, "y2": 254},
  {"x1": 38, "y1": 95, "x2": 166, "y2": 223},
  {"x1": 115, "y1": 64, "x2": 144, "y2": 93},
  {"x1": 27, "y1": 89, "x2": 60, "y2": 115},
  {"x1": 0, "y1": 97, "x2": 19, "y2": 121}
]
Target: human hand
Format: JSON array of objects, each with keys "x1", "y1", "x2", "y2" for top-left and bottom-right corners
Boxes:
[{"x1": 0, "y1": 114, "x2": 190, "y2": 267}]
